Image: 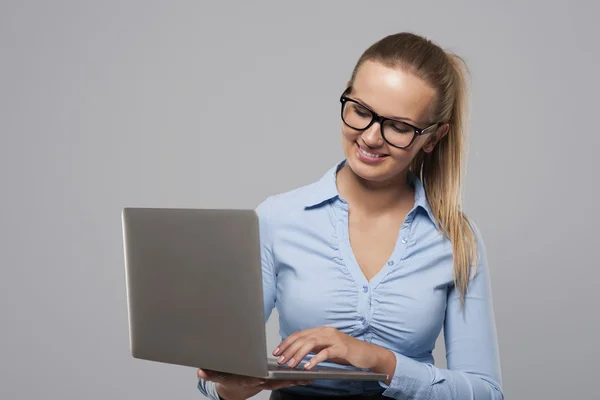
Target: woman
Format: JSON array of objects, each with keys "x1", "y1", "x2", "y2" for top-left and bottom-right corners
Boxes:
[{"x1": 197, "y1": 32, "x2": 503, "y2": 400}]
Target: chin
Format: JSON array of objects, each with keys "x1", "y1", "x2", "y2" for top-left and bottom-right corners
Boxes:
[{"x1": 345, "y1": 153, "x2": 396, "y2": 183}]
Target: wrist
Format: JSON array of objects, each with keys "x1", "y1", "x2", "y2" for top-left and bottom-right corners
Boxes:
[
  {"x1": 369, "y1": 344, "x2": 396, "y2": 385},
  {"x1": 215, "y1": 383, "x2": 241, "y2": 400},
  {"x1": 215, "y1": 383, "x2": 229, "y2": 400}
]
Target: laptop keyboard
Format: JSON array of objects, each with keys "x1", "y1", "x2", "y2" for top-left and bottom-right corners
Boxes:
[{"x1": 267, "y1": 359, "x2": 331, "y2": 372}]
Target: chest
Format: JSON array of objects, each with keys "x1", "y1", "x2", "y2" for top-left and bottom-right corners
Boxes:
[
  {"x1": 273, "y1": 207, "x2": 454, "y2": 354},
  {"x1": 348, "y1": 212, "x2": 405, "y2": 281}
]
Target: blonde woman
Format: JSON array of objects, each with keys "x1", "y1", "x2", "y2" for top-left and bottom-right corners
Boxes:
[{"x1": 197, "y1": 32, "x2": 503, "y2": 400}]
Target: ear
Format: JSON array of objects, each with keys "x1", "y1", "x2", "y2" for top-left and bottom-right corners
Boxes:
[{"x1": 422, "y1": 123, "x2": 449, "y2": 153}]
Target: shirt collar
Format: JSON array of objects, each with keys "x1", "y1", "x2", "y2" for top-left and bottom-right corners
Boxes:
[
  {"x1": 408, "y1": 170, "x2": 436, "y2": 223},
  {"x1": 303, "y1": 160, "x2": 345, "y2": 209},
  {"x1": 305, "y1": 160, "x2": 436, "y2": 223},
  {"x1": 304, "y1": 159, "x2": 436, "y2": 223}
]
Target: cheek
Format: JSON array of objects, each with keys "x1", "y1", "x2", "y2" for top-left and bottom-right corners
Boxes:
[
  {"x1": 389, "y1": 147, "x2": 416, "y2": 161},
  {"x1": 387, "y1": 153, "x2": 414, "y2": 172},
  {"x1": 385, "y1": 146, "x2": 422, "y2": 173},
  {"x1": 388, "y1": 136, "x2": 426, "y2": 162},
  {"x1": 341, "y1": 125, "x2": 358, "y2": 141},
  {"x1": 341, "y1": 126, "x2": 359, "y2": 152}
]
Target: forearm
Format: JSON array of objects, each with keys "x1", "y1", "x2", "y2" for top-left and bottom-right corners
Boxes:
[
  {"x1": 365, "y1": 343, "x2": 502, "y2": 399},
  {"x1": 367, "y1": 343, "x2": 396, "y2": 386},
  {"x1": 380, "y1": 351, "x2": 503, "y2": 400}
]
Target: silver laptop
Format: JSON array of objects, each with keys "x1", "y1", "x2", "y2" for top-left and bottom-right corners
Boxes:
[{"x1": 121, "y1": 207, "x2": 387, "y2": 381}]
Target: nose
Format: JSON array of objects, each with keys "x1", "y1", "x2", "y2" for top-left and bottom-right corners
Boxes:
[{"x1": 361, "y1": 122, "x2": 385, "y2": 148}]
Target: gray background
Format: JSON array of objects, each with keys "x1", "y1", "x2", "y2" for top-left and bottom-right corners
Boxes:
[{"x1": 1, "y1": 1, "x2": 598, "y2": 399}]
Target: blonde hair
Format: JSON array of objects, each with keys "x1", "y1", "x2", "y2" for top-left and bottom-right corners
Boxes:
[{"x1": 350, "y1": 32, "x2": 478, "y2": 302}]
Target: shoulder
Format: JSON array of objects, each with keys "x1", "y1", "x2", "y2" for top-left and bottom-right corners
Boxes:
[
  {"x1": 255, "y1": 161, "x2": 342, "y2": 222},
  {"x1": 255, "y1": 180, "x2": 321, "y2": 224},
  {"x1": 464, "y1": 215, "x2": 487, "y2": 260},
  {"x1": 461, "y1": 214, "x2": 492, "y2": 284}
]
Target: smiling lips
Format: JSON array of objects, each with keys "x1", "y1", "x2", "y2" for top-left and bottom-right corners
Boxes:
[{"x1": 355, "y1": 142, "x2": 388, "y2": 163}]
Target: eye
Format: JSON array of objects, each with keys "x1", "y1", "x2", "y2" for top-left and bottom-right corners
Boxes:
[
  {"x1": 351, "y1": 104, "x2": 371, "y2": 118},
  {"x1": 388, "y1": 121, "x2": 413, "y2": 135}
]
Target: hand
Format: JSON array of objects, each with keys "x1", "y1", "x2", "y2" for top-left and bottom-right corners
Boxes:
[
  {"x1": 272, "y1": 326, "x2": 378, "y2": 371},
  {"x1": 197, "y1": 368, "x2": 312, "y2": 400}
]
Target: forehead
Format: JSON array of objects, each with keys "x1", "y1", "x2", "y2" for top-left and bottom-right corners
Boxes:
[{"x1": 351, "y1": 60, "x2": 437, "y2": 124}]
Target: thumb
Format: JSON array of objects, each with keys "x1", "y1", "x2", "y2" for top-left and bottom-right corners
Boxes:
[
  {"x1": 197, "y1": 369, "x2": 232, "y2": 383},
  {"x1": 197, "y1": 369, "x2": 209, "y2": 380}
]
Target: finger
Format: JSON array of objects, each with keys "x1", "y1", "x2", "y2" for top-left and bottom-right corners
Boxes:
[
  {"x1": 239, "y1": 378, "x2": 267, "y2": 387},
  {"x1": 293, "y1": 380, "x2": 313, "y2": 386},
  {"x1": 205, "y1": 370, "x2": 230, "y2": 383},
  {"x1": 273, "y1": 328, "x2": 317, "y2": 356},
  {"x1": 197, "y1": 369, "x2": 224, "y2": 381},
  {"x1": 288, "y1": 339, "x2": 324, "y2": 368},
  {"x1": 267, "y1": 381, "x2": 295, "y2": 390},
  {"x1": 278, "y1": 335, "x2": 321, "y2": 367},
  {"x1": 304, "y1": 347, "x2": 341, "y2": 370},
  {"x1": 197, "y1": 369, "x2": 255, "y2": 387},
  {"x1": 260, "y1": 380, "x2": 312, "y2": 390},
  {"x1": 219, "y1": 374, "x2": 264, "y2": 387}
]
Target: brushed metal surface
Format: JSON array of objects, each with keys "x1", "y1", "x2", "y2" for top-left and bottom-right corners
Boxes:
[{"x1": 122, "y1": 207, "x2": 268, "y2": 377}]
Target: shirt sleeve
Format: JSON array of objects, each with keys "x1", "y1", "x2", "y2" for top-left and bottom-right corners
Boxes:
[
  {"x1": 197, "y1": 197, "x2": 278, "y2": 399},
  {"x1": 380, "y1": 223, "x2": 504, "y2": 400}
]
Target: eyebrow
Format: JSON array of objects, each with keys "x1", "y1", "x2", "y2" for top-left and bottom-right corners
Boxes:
[{"x1": 352, "y1": 95, "x2": 421, "y2": 125}]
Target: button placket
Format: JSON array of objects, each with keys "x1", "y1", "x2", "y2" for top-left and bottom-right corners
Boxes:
[
  {"x1": 356, "y1": 282, "x2": 371, "y2": 330},
  {"x1": 397, "y1": 214, "x2": 414, "y2": 261}
]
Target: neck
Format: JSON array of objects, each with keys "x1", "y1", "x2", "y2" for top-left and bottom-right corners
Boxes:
[{"x1": 336, "y1": 163, "x2": 414, "y2": 215}]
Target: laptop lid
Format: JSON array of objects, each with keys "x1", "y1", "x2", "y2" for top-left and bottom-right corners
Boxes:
[{"x1": 122, "y1": 207, "x2": 269, "y2": 377}]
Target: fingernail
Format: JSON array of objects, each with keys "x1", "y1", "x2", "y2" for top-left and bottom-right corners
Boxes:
[
  {"x1": 304, "y1": 362, "x2": 311, "y2": 369},
  {"x1": 273, "y1": 347, "x2": 280, "y2": 355},
  {"x1": 288, "y1": 358, "x2": 295, "y2": 366},
  {"x1": 278, "y1": 355, "x2": 285, "y2": 363}
]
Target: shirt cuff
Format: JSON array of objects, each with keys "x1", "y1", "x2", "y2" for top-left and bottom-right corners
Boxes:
[
  {"x1": 379, "y1": 351, "x2": 443, "y2": 399},
  {"x1": 197, "y1": 379, "x2": 222, "y2": 400}
]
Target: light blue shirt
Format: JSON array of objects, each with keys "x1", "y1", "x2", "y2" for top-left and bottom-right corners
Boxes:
[{"x1": 199, "y1": 161, "x2": 503, "y2": 399}]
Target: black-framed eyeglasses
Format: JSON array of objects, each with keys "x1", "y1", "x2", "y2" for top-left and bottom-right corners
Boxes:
[{"x1": 340, "y1": 87, "x2": 440, "y2": 149}]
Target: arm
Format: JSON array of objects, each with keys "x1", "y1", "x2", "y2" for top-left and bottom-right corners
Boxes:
[
  {"x1": 379, "y1": 225, "x2": 504, "y2": 400},
  {"x1": 197, "y1": 197, "x2": 278, "y2": 399}
]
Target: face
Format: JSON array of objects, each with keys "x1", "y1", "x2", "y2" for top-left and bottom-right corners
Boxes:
[{"x1": 341, "y1": 60, "x2": 448, "y2": 184}]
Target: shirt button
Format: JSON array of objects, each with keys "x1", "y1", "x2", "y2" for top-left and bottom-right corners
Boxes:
[
  {"x1": 401, "y1": 238, "x2": 407, "y2": 244},
  {"x1": 362, "y1": 285, "x2": 368, "y2": 293},
  {"x1": 387, "y1": 260, "x2": 394, "y2": 266},
  {"x1": 360, "y1": 317, "x2": 367, "y2": 325}
]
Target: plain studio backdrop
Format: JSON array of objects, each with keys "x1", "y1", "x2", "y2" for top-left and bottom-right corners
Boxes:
[{"x1": 1, "y1": 1, "x2": 599, "y2": 399}]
